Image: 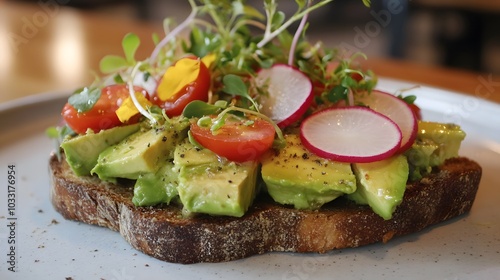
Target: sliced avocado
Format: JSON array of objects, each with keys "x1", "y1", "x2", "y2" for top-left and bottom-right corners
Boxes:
[
  {"x1": 348, "y1": 154, "x2": 409, "y2": 220},
  {"x1": 132, "y1": 159, "x2": 180, "y2": 206},
  {"x1": 405, "y1": 121, "x2": 466, "y2": 180},
  {"x1": 174, "y1": 140, "x2": 259, "y2": 217},
  {"x1": 61, "y1": 124, "x2": 140, "y2": 176},
  {"x1": 91, "y1": 121, "x2": 188, "y2": 180},
  {"x1": 261, "y1": 134, "x2": 356, "y2": 210}
]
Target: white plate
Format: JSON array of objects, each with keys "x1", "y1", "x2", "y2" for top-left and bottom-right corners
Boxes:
[{"x1": 1, "y1": 78, "x2": 499, "y2": 280}]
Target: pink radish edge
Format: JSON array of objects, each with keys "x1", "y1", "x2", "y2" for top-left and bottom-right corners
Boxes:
[
  {"x1": 299, "y1": 107, "x2": 403, "y2": 163},
  {"x1": 256, "y1": 64, "x2": 313, "y2": 128},
  {"x1": 363, "y1": 90, "x2": 418, "y2": 153}
]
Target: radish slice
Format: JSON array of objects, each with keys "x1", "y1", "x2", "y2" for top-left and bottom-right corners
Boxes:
[
  {"x1": 255, "y1": 64, "x2": 313, "y2": 128},
  {"x1": 357, "y1": 90, "x2": 417, "y2": 152},
  {"x1": 300, "y1": 107, "x2": 402, "y2": 163}
]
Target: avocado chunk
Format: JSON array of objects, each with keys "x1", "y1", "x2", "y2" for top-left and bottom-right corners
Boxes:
[
  {"x1": 261, "y1": 134, "x2": 356, "y2": 210},
  {"x1": 174, "y1": 140, "x2": 259, "y2": 217},
  {"x1": 91, "y1": 121, "x2": 188, "y2": 180},
  {"x1": 405, "y1": 121, "x2": 465, "y2": 180},
  {"x1": 348, "y1": 154, "x2": 409, "y2": 220},
  {"x1": 132, "y1": 159, "x2": 180, "y2": 206},
  {"x1": 61, "y1": 124, "x2": 140, "y2": 176}
]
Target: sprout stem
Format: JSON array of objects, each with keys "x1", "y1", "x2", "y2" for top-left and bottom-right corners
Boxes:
[
  {"x1": 149, "y1": 0, "x2": 198, "y2": 64},
  {"x1": 128, "y1": 62, "x2": 157, "y2": 124},
  {"x1": 288, "y1": 0, "x2": 311, "y2": 66}
]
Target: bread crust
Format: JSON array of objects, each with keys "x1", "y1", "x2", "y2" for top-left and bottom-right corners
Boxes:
[{"x1": 49, "y1": 154, "x2": 481, "y2": 264}]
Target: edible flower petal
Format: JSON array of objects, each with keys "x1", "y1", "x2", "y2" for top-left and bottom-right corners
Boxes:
[
  {"x1": 116, "y1": 93, "x2": 152, "y2": 123},
  {"x1": 157, "y1": 57, "x2": 200, "y2": 101},
  {"x1": 201, "y1": 53, "x2": 217, "y2": 68}
]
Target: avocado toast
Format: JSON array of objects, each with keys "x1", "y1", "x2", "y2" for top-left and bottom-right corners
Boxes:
[{"x1": 48, "y1": 0, "x2": 482, "y2": 264}]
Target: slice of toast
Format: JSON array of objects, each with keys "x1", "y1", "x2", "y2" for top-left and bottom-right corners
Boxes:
[{"x1": 49, "y1": 153, "x2": 481, "y2": 264}]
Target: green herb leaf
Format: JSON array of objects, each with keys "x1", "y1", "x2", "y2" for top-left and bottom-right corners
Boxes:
[
  {"x1": 243, "y1": 5, "x2": 265, "y2": 20},
  {"x1": 362, "y1": 0, "x2": 371, "y2": 8},
  {"x1": 45, "y1": 127, "x2": 59, "y2": 138},
  {"x1": 222, "y1": 74, "x2": 248, "y2": 97},
  {"x1": 295, "y1": 0, "x2": 306, "y2": 9},
  {"x1": 122, "y1": 33, "x2": 140, "y2": 64},
  {"x1": 68, "y1": 87, "x2": 101, "y2": 113},
  {"x1": 326, "y1": 85, "x2": 348, "y2": 103},
  {"x1": 341, "y1": 75, "x2": 357, "y2": 88},
  {"x1": 152, "y1": 33, "x2": 160, "y2": 45},
  {"x1": 182, "y1": 100, "x2": 221, "y2": 118},
  {"x1": 400, "y1": 94, "x2": 417, "y2": 104},
  {"x1": 99, "y1": 55, "x2": 128, "y2": 74},
  {"x1": 232, "y1": 1, "x2": 244, "y2": 16},
  {"x1": 113, "y1": 74, "x2": 124, "y2": 84},
  {"x1": 258, "y1": 58, "x2": 274, "y2": 69},
  {"x1": 271, "y1": 11, "x2": 286, "y2": 29}
]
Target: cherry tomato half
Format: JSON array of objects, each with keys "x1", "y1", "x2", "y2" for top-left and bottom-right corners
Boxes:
[
  {"x1": 190, "y1": 118, "x2": 275, "y2": 162},
  {"x1": 152, "y1": 57, "x2": 211, "y2": 117},
  {"x1": 62, "y1": 84, "x2": 148, "y2": 134}
]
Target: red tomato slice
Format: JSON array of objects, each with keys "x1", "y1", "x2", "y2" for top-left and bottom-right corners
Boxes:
[
  {"x1": 152, "y1": 57, "x2": 211, "y2": 117},
  {"x1": 190, "y1": 118, "x2": 275, "y2": 162},
  {"x1": 62, "y1": 84, "x2": 148, "y2": 134}
]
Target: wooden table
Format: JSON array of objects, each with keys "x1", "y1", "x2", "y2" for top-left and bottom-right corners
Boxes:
[{"x1": 1, "y1": 2, "x2": 499, "y2": 105}]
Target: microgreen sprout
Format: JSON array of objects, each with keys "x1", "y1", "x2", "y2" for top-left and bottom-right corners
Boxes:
[
  {"x1": 395, "y1": 85, "x2": 421, "y2": 104},
  {"x1": 149, "y1": 0, "x2": 199, "y2": 64},
  {"x1": 256, "y1": 0, "x2": 333, "y2": 49},
  {"x1": 288, "y1": 0, "x2": 311, "y2": 66},
  {"x1": 128, "y1": 62, "x2": 157, "y2": 124},
  {"x1": 100, "y1": 33, "x2": 141, "y2": 74},
  {"x1": 222, "y1": 74, "x2": 260, "y2": 112}
]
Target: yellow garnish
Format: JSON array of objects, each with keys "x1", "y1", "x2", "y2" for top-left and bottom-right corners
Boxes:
[
  {"x1": 201, "y1": 53, "x2": 217, "y2": 68},
  {"x1": 116, "y1": 93, "x2": 153, "y2": 123},
  {"x1": 157, "y1": 57, "x2": 200, "y2": 101}
]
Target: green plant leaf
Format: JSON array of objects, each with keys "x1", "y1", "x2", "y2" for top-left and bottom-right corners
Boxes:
[
  {"x1": 341, "y1": 75, "x2": 357, "y2": 88},
  {"x1": 182, "y1": 100, "x2": 221, "y2": 118},
  {"x1": 326, "y1": 85, "x2": 348, "y2": 103},
  {"x1": 400, "y1": 94, "x2": 417, "y2": 104},
  {"x1": 243, "y1": 4, "x2": 265, "y2": 19},
  {"x1": 222, "y1": 74, "x2": 248, "y2": 97},
  {"x1": 232, "y1": 1, "x2": 244, "y2": 16},
  {"x1": 45, "y1": 127, "x2": 59, "y2": 138},
  {"x1": 113, "y1": 74, "x2": 124, "y2": 84},
  {"x1": 99, "y1": 55, "x2": 128, "y2": 74},
  {"x1": 295, "y1": 0, "x2": 306, "y2": 9},
  {"x1": 122, "y1": 33, "x2": 140, "y2": 63},
  {"x1": 271, "y1": 11, "x2": 286, "y2": 29},
  {"x1": 68, "y1": 87, "x2": 101, "y2": 113},
  {"x1": 362, "y1": 0, "x2": 371, "y2": 8}
]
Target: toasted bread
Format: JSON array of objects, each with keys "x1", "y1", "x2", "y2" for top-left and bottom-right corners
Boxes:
[{"x1": 49, "y1": 153, "x2": 481, "y2": 264}]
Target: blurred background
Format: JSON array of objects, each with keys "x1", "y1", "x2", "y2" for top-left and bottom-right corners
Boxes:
[
  {"x1": 3, "y1": 0, "x2": 500, "y2": 104},
  {"x1": 13, "y1": 0, "x2": 497, "y2": 74}
]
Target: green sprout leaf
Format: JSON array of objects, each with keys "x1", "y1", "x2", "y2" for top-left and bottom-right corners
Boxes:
[
  {"x1": 243, "y1": 5, "x2": 265, "y2": 20},
  {"x1": 326, "y1": 85, "x2": 349, "y2": 103},
  {"x1": 99, "y1": 55, "x2": 128, "y2": 74},
  {"x1": 295, "y1": 0, "x2": 307, "y2": 9},
  {"x1": 45, "y1": 127, "x2": 59, "y2": 138},
  {"x1": 399, "y1": 94, "x2": 417, "y2": 104},
  {"x1": 222, "y1": 74, "x2": 260, "y2": 111},
  {"x1": 182, "y1": 100, "x2": 221, "y2": 118},
  {"x1": 68, "y1": 87, "x2": 101, "y2": 113},
  {"x1": 222, "y1": 74, "x2": 248, "y2": 97},
  {"x1": 122, "y1": 33, "x2": 140, "y2": 64}
]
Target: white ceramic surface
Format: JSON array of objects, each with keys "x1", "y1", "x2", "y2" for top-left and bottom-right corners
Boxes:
[{"x1": 0, "y1": 78, "x2": 499, "y2": 280}]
